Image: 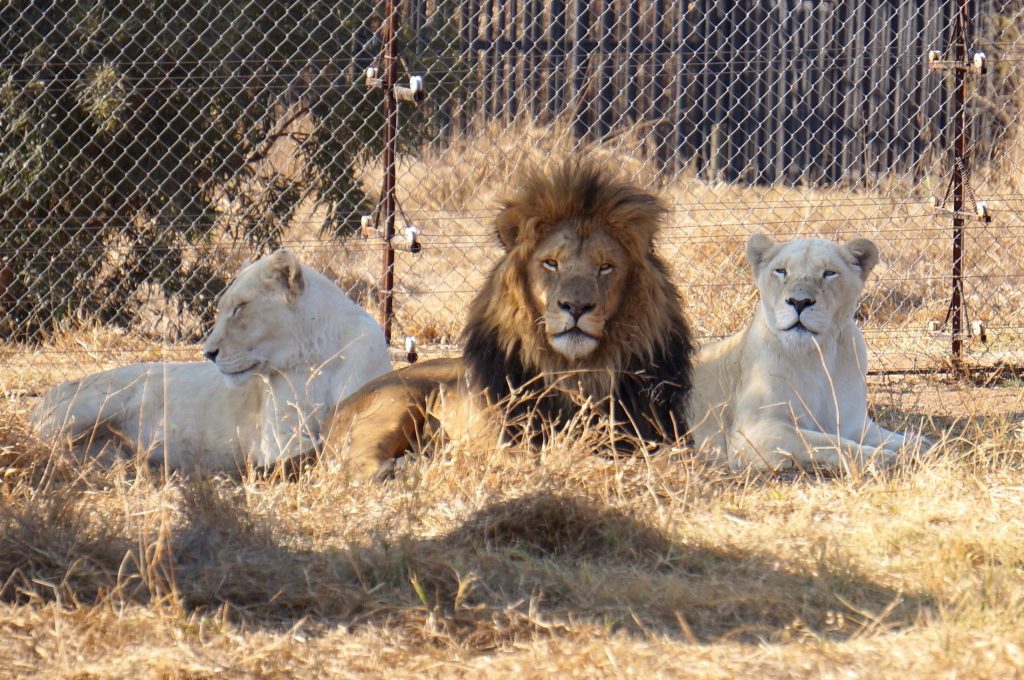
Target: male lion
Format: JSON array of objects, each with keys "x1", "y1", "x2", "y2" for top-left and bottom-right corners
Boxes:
[
  {"x1": 32, "y1": 249, "x2": 391, "y2": 471},
  {"x1": 687, "y1": 234, "x2": 927, "y2": 472},
  {"x1": 321, "y1": 159, "x2": 695, "y2": 480}
]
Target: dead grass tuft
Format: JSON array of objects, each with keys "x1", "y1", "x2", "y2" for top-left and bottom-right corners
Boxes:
[
  {"x1": 0, "y1": 483, "x2": 136, "y2": 605},
  {"x1": 443, "y1": 491, "x2": 674, "y2": 563}
]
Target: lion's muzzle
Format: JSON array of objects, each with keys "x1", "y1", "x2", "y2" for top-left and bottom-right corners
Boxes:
[
  {"x1": 557, "y1": 298, "x2": 596, "y2": 323},
  {"x1": 786, "y1": 296, "x2": 815, "y2": 314},
  {"x1": 547, "y1": 292, "x2": 603, "y2": 359},
  {"x1": 542, "y1": 273, "x2": 608, "y2": 360}
]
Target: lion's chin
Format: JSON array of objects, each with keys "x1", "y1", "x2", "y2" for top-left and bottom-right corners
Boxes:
[
  {"x1": 549, "y1": 329, "x2": 600, "y2": 360},
  {"x1": 216, "y1": 362, "x2": 262, "y2": 387},
  {"x1": 775, "y1": 325, "x2": 823, "y2": 350},
  {"x1": 781, "y1": 321, "x2": 818, "y2": 335}
]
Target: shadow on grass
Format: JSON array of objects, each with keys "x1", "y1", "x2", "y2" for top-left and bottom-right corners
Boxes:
[{"x1": 0, "y1": 480, "x2": 936, "y2": 648}]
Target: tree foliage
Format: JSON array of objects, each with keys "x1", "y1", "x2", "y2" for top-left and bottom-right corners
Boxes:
[{"x1": 0, "y1": 0, "x2": 402, "y2": 339}]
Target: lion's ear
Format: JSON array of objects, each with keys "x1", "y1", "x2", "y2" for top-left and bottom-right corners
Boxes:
[
  {"x1": 745, "y1": 233, "x2": 777, "y2": 277},
  {"x1": 495, "y1": 206, "x2": 543, "y2": 252},
  {"x1": 842, "y1": 238, "x2": 879, "y2": 281},
  {"x1": 266, "y1": 248, "x2": 305, "y2": 299},
  {"x1": 495, "y1": 205, "x2": 522, "y2": 251}
]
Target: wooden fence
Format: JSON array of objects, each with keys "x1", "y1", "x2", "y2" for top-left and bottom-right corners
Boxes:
[{"x1": 405, "y1": 0, "x2": 1008, "y2": 184}]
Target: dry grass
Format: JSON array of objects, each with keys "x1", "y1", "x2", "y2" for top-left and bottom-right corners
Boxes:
[
  {"x1": 3, "y1": 119, "x2": 1024, "y2": 677},
  {"x1": 2, "y1": 360, "x2": 1024, "y2": 677}
]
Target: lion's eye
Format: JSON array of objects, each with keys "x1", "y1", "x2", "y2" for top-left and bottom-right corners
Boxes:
[
  {"x1": 773, "y1": 268, "x2": 786, "y2": 278},
  {"x1": 823, "y1": 270, "x2": 838, "y2": 280},
  {"x1": 232, "y1": 303, "x2": 246, "y2": 317},
  {"x1": 542, "y1": 259, "x2": 558, "y2": 272},
  {"x1": 598, "y1": 263, "x2": 614, "y2": 275}
]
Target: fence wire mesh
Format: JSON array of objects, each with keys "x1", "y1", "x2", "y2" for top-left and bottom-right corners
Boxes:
[{"x1": 2, "y1": 1, "x2": 1024, "y2": 393}]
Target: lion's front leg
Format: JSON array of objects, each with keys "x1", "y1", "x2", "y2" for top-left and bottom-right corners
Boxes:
[
  {"x1": 729, "y1": 419, "x2": 897, "y2": 472},
  {"x1": 855, "y1": 418, "x2": 933, "y2": 455},
  {"x1": 855, "y1": 418, "x2": 906, "y2": 452}
]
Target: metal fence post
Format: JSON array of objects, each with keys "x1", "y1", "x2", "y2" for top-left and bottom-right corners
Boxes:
[
  {"x1": 378, "y1": 0, "x2": 400, "y2": 346},
  {"x1": 949, "y1": 0, "x2": 969, "y2": 363},
  {"x1": 930, "y1": 0, "x2": 991, "y2": 367}
]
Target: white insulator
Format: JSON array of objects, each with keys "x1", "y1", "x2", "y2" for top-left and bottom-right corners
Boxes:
[
  {"x1": 360, "y1": 214, "x2": 377, "y2": 238},
  {"x1": 973, "y1": 52, "x2": 987, "y2": 74},
  {"x1": 389, "y1": 225, "x2": 422, "y2": 253}
]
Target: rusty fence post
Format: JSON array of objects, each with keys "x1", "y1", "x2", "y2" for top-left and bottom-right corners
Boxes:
[
  {"x1": 927, "y1": 0, "x2": 990, "y2": 369},
  {"x1": 378, "y1": 0, "x2": 399, "y2": 346},
  {"x1": 950, "y1": 0, "x2": 969, "y2": 363},
  {"x1": 363, "y1": 1, "x2": 424, "y2": 351}
]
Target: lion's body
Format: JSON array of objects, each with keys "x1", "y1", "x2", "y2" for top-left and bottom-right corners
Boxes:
[
  {"x1": 32, "y1": 250, "x2": 391, "y2": 471},
  {"x1": 321, "y1": 160, "x2": 694, "y2": 480},
  {"x1": 321, "y1": 358, "x2": 481, "y2": 481},
  {"x1": 687, "y1": 235, "x2": 923, "y2": 471}
]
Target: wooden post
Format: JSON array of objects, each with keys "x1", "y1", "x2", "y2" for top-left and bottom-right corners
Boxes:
[
  {"x1": 379, "y1": 0, "x2": 399, "y2": 345},
  {"x1": 949, "y1": 0, "x2": 971, "y2": 361},
  {"x1": 598, "y1": 0, "x2": 615, "y2": 138},
  {"x1": 571, "y1": 0, "x2": 591, "y2": 139}
]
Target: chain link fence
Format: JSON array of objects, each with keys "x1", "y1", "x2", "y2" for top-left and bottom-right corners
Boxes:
[{"x1": 2, "y1": 1, "x2": 1024, "y2": 393}]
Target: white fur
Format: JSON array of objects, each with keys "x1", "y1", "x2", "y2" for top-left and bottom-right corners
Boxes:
[
  {"x1": 549, "y1": 331, "x2": 599, "y2": 360},
  {"x1": 31, "y1": 250, "x2": 391, "y2": 471},
  {"x1": 687, "y1": 235, "x2": 929, "y2": 472}
]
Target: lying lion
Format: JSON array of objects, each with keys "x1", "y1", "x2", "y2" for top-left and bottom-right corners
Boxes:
[
  {"x1": 319, "y1": 158, "x2": 696, "y2": 481},
  {"x1": 687, "y1": 234, "x2": 929, "y2": 472},
  {"x1": 32, "y1": 249, "x2": 392, "y2": 471}
]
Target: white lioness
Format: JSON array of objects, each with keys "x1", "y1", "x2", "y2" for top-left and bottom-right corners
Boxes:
[
  {"x1": 32, "y1": 249, "x2": 392, "y2": 471},
  {"x1": 687, "y1": 234, "x2": 925, "y2": 472}
]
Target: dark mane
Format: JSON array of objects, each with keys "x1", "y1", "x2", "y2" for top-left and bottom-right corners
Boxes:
[{"x1": 462, "y1": 158, "x2": 695, "y2": 449}]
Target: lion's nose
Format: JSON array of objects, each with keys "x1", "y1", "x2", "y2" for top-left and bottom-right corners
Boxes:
[
  {"x1": 559, "y1": 300, "x2": 596, "y2": 322},
  {"x1": 204, "y1": 348, "x2": 219, "y2": 363},
  {"x1": 786, "y1": 297, "x2": 815, "y2": 314}
]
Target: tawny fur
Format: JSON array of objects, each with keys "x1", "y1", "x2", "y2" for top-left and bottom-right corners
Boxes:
[{"x1": 321, "y1": 158, "x2": 695, "y2": 480}]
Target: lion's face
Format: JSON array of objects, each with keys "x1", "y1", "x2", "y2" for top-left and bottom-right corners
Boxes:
[
  {"x1": 746, "y1": 235, "x2": 879, "y2": 348},
  {"x1": 202, "y1": 249, "x2": 306, "y2": 385},
  {"x1": 527, "y1": 224, "x2": 629, "y2": 360},
  {"x1": 462, "y1": 159, "x2": 694, "y2": 445}
]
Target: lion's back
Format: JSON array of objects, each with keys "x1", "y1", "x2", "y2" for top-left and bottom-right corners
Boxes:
[{"x1": 31, "y1": 362, "x2": 250, "y2": 460}]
